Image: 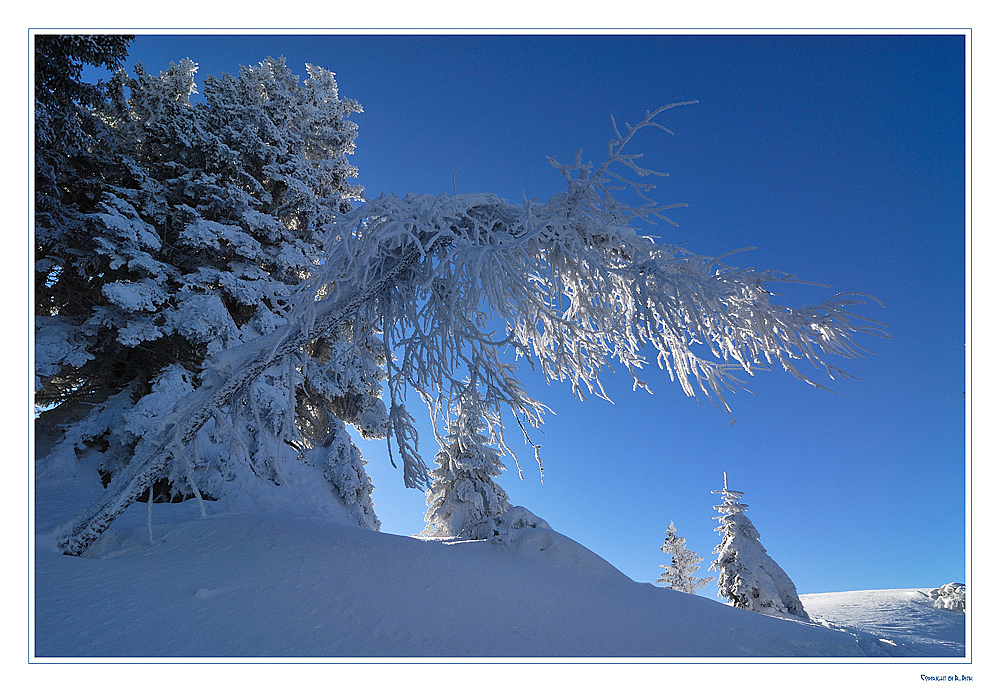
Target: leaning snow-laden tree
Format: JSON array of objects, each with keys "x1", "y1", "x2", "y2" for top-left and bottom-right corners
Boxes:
[
  {"x1": 36, "y1": 42, "x2": 388, "y2": 531},
  {"x1": 709, "y1": 473, "x2": 808, "y2": 619},
  {"x1": 658, "y1": 521, "x2": 713, "y2": 594},
  {"x1": 422, "y1": 387, "x2": 513, "y2": 537},
  {"x1": 51, "y1": 93, "x2": 886, "y2": 556}
]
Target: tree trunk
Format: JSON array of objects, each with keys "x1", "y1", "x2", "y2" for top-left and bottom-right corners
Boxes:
[{"x1": 55, "y1": 250, "x2": 419, "y2": 556}]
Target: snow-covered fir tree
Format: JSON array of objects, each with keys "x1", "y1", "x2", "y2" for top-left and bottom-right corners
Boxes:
[
  {"x1": 35, "y1": 37, "x2": 384, "y2": 528},
  {"x1": 709, "y1": 473, "x2": 808, "y2": 619},
  {"x1": 422, "y1": 388, "x2": 512, "y2": 537},
  {"x1": 34, "y1": 34, "x2": 135, "y2": 406},
  {"x1": 658, "y1": 521, "x2": 713, "y2": 594},
  {"x1": 40, "y1": 41, "x2": 886, "y2": 556}
]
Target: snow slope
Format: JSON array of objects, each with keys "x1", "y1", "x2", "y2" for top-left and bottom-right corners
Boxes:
[
  {"x1": 31, "y1": 464, "x2": 964, "y2": 660},
  {"x1": 30, "y1": 436, "x2": 966, "y2": 660},
  {"x1": 801, "y1": 589, "x2": 966, "y2": 657},
  {"x1": 31, "y1": 512, "x2": 842, "y2": 656}
]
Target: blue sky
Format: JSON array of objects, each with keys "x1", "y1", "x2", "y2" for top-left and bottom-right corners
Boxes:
[{"x1": 112, "y1": 32, "x2": 967, "y2": 597}]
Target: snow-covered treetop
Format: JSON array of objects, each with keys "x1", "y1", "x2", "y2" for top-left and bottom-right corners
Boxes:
[{"x1": 712, "y1": 472, "x2": 751, "y2": 526}]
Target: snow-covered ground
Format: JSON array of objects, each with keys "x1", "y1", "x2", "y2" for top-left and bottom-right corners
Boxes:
[
  {"x1": 801, "y1": 589, "x2": 965, "y2": 657},
  {"x1": 32, "y1": 466, "x2": 966, "y2": 660}
]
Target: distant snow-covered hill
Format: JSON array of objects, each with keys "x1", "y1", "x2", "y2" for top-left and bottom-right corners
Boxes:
[{"x1": 801, "y1": 589, "x2": 965, "y2": 657}]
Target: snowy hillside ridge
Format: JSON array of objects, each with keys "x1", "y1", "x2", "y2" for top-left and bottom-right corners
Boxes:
[
  {"x1": 33, "y1": 460, "x2": 963, "y2": 659},
  {"x1": 800, "y1": 589, "x2": 966, "y2": 657},
  {"x1": 34, "y1": 425, "x2": 965, "y2": 659}
]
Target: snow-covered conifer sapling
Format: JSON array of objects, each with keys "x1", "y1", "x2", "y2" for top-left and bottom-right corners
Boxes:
[
  {"x1": 658, "y1": 521, "x2": 713, "y2": 594},
  {"x1": 710, "y1": 473, "x2": 809, "y2": 619}
]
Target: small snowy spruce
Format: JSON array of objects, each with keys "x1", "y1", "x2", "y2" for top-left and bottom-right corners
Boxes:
[
  {"x1": 422, "y1": 388, "x2": 512, "y2": 537},
  {"x1": 657, "y1": 521, "x2": 713, "y2": 594},
  {"x1": 710, "y1": 473, "x2": 808, "y2": 619}
]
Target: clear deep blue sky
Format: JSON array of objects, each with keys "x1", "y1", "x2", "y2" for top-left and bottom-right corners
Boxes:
[{"x1": 115, "y1": 32, "x2": 967, "y2": 596}]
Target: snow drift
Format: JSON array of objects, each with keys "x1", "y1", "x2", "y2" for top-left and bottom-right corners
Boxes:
[
  {"x1": 802, "y1": 589, "x2": 966, "y2": 657},
  {"x1": 32, "y1": 461, "x2": 964, "y2": 659}
]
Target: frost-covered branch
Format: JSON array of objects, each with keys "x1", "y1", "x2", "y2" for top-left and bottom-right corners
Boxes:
[
  {"x1": 316, "y1": 114, "x2": 885, "y2": 475},
  {"x1": 54, "y1": 102, "x2": 885, "y2": 555}
]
